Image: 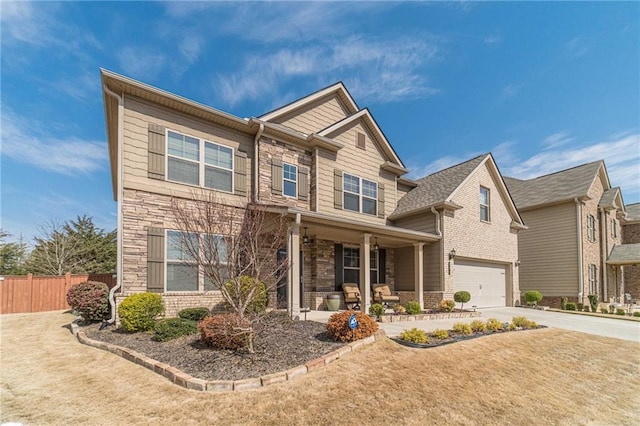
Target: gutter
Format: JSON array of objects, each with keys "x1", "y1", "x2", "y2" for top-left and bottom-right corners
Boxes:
[
  {"x1": 430, "y1": 207, "x2": 442, "y2": 237},
  {"x1": 599, "y1": 207, "x2": 608, "y2": 301},
  {"x1": 253, "y1": 123, "x2": 264, "y2": 202},
  {"x1": 103, "y1": 84, "x2": 124, "y2": 325},
  {"x1": 575, "y1": 198, "x2": 584, "y2": 302}
]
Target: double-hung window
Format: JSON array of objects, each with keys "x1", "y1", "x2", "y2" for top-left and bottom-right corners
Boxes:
[
  {"x1": 611, "y1": 219, "x2": 617, "y2": 238},
  {"x1": 587, "y1": 215, "x2": 596, "y2": 242},
  {"x1": 283, "y1": 163, "x2": 298, "y2": 197},
  {"x1": 343, "y1": 173, "x2": 377, "y2": 216},
  {"x1": 480, "y1": 186, "x2": 490, "y2": 222},
  {"x1": 342, "y1": 248, "x2": 380, "y2": 286},
  {"x1": 167, "y1": 130, "x2": 234, "y2": 192},
  {"x1": 588, "y1": 264, "x2": 597, "y2": 294}
]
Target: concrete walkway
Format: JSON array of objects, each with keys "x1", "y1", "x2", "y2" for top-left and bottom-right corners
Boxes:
[{"x1": 304, "y1": 307, "x2": 640, "y2": 342}]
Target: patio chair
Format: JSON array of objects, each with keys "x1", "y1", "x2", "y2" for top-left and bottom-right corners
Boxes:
[
  {"x1": 342, "y1": 283, "x2": 361, "y2": 310},
  {"x1": 372, "y1": 284, "x2": 400, "y2": 308}
]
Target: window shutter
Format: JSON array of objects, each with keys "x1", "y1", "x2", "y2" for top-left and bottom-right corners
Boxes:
[
  {"x1": 148, "y1": 124, "x2": 166, "y2": 180},
  {"x1": 334, "y1": 243, "x2": 343, "y2": 290},
  {"x1": 334, "y1": 169, "x2": 343, "y2": 209},
  {"x1": 299, "y1": 167, "x2": 309, "y2": 201},
  {"x1": 378, "y1": 183, "x2": 385, "y2": 218},
  {"x1": 271, "y1": 159, "x2": 283, "y2": 195},
  {"x1": 234, "y1": 151, "x2": 248, "y2": 197},
  {"x1": 147, "y1": 227, "x2": 165, "y2": 293},
  {"x1": 378, "y1": 249, "x2": 386, "y2": 284}
]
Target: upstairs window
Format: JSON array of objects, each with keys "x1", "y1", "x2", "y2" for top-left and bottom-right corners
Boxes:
[
  {"x1": 343, "y1": 173, "x2": 377, "y2": 216},
  {"x1": 611, "y1": 219, "x2": 617, "y2": 238},
  {"x1": 587, "y1": 215, "x2": 596, "y2": 242},
  {"x1": 480, "y1": 186, "x2": 490, "y2": 222},
  {"x1": 283, "y1": 163, "x2": 298, "y2": 197},
  {"x1": 168, "y1": 131, "x2": 199, "y2": 186}
]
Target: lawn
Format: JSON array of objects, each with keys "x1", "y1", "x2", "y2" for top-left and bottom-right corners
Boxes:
[{"x1": 1, "y1": 311, "x2": 638, "y2": 425}]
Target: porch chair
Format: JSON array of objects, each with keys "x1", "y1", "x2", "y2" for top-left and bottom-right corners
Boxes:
[
  {"x1": 372, "y1": 284, "x2": 400, "y2": 308},
  {"x1": 342, "y1": 283, "x2": 361, "y2": 310}
]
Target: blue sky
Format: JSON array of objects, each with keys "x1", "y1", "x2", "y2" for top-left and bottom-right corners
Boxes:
[{"x1": 1, "y1": 1, "x2": 639, "y2": 245}]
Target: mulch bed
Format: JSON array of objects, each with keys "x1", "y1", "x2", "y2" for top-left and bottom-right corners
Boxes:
[
  {"x1": 391, "y1": 326, "x2": 547, "y2": 349},
  {"x1": 83, "y1": 312, "x2": 344, "y2": 381}
]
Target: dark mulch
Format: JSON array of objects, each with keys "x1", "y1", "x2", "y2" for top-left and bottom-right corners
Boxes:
[
  {"x1": 391, "y1": 326, "x2": 547, "y2": 349},
  {"x1": 83, "y1": 312, "x2": 344, "y2": 381}
]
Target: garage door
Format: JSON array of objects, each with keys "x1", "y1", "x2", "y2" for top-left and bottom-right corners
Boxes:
[{"x1": 454, "y1": 260, "x2": 506, "y2": 308}]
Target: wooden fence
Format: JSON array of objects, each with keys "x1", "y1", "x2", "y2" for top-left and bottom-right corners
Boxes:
[{"x1": 0, "y1": 273, "x2": 117, "y2": 314}]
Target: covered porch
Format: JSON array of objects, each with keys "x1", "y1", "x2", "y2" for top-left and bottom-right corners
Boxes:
[{"x1": 606, "y1": 243, "x2": 640, "y2": 304}]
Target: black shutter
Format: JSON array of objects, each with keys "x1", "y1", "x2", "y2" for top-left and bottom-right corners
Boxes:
[
  {"x1": 334, "y1": 243, "x2": 343, "y2": 291},
  {"x1": 378, "y1": 249, "x2": 386, "y2": 284}
]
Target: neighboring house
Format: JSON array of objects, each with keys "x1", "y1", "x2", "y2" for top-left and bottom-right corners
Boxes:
[
  {"x1": 504, "y1": 161, "x2": 631, "y2": 307},
  {"x1": 390, "y1": 154, "x2": 526, "y2": 308},
  {"x1": 620, "y1": 203, "x2": 640, "y2": 302}
]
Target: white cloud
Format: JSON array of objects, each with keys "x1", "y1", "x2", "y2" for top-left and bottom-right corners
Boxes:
[
  {"x1": 483, "y1": 35, "x2": 502, "y2": 45},
  {"x1": 117, "y1": 47, "x2": 167, "y2": 81},
  {"x1": 179, "y1": 35, "x2": 203, "y2": 64},
  {"x1": 501, "y1": 84, "x2": 521, "y2": 99},
  {"x1": 564, "y1": 37, "x2": 589, "y2": 58},
  {"x1": 542, "y1": 131, "x2": 574, "y2": 149},
  {"x1": 0, "y1": 109, "x2": 107, "y2": 175}
]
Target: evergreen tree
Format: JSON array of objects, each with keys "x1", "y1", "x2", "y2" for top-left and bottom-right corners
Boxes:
[{"x1": 0, "y1": 230, "x2": 28, "y2": 275}]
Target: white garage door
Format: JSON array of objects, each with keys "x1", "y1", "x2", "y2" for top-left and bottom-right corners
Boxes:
[{"x1": 454, "y1": 260, "x2": 506, "y2": 308}]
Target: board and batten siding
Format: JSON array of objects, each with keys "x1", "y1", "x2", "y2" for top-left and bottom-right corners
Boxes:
[
  {"x1": 518, "y1": 202, "x2": 579, "y2": 296},
  {"x1": 273, "y1": 94, "x2": 350, "y2": 134}
]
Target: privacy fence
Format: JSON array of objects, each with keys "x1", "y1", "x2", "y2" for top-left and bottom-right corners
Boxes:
[{"x1": 0, "y1": 273, "x2": 117, "y2": 314}]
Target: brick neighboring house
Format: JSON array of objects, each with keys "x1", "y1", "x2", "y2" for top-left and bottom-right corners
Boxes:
[
  {"x1": 504, "y1": 161, "x2": 633, "y2": 307},
  {"x1": 101, "y1": 69, "x2": 524, "y2": 318},
  {"x1": 619, "y1": 203, "x2": 640, "y2": 302}
]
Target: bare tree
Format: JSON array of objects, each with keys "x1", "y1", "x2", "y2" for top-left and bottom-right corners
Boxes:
[{"x1": 27, "y1": 220, "x2": 83, "y2": 275}]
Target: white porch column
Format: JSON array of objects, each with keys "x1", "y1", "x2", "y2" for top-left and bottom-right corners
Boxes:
[
  {"x1": 360, "y1": 233, "x2": 372, "y2": 313},
  {"x1": 414, "y1": 243, "x2": 425, "y2": 309},
  {"x1": 288, "y1": 223, "x2": 301, "y2": 317}
]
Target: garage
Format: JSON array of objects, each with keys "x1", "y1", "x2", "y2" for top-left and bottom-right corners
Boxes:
[{"x1": 454, "y1": 260, "x2": 507, "y2": 308}]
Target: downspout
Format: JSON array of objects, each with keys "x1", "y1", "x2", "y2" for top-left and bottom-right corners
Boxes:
[
  {"x1": 103, "y1": 84, "x2": 124, "y2": 325},
  {"x1": 599, "y1": 208, "x2": 608, "y2": 302},
  {"x1": 575, "y1": 198, "x2": 583, "y2": 303},
  {"x1": 430, "y1": 206, "x2": 442, "y2": 236},
  {"x1": 253, "y1": 123, "x2": 264, "y2": 203}
]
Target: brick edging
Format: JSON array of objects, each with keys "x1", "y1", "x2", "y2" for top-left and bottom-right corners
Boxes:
[
  {"x1": 70, "y1": 323, "x2": 385, "y2": 392},
  {"x1": 378, "y1": 311, "x2": 482, "y2": 323}
]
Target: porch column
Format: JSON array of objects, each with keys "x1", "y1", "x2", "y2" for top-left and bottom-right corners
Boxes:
[
  {"x1": 288, "y1": 223, "x2": 301, "y2": 317},
  {"x1": 414, "y1": 243, "x2": 425, "y2": 309},
  {"x1": 360, "y1": 233, "x2": 372, "y2": 313}
]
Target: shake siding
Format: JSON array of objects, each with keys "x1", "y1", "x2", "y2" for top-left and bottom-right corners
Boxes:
[
  {"x1": 274, "y1": 95, "x2": 350, "y2": 134},
  {"x1": 122, "y1": 96, "x2": 253, "y2": 204},
  {"x1": 518, "y1": 203, "x2": 578, "y2": 296}
]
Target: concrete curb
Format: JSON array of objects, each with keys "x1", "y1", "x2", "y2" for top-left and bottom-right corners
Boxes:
[{"x1": 72, "y1": 323, "x2": 385, "y2": 392}]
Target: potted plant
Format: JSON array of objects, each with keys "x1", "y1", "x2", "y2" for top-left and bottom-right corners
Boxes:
[{"x1": 325, "y1": 294, "x2": 341, "y2": 311}]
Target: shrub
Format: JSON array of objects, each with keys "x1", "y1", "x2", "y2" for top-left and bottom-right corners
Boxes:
[
  {"x1": 393, "y1": 303, "x2": 406, "y2": 314},
  {"x1": 452, "y1": 322, "x2": 473, "y2": 335},
  {"x1": 369, "y1": 303, "x2": 385, "y2": 317},
  {"x1": 153, "y1": 318, "x2": 198, "y2": 342},
  {"x1": 405, "y1": 301, "x2": 422, "y2": 315},
  {"x1": 178, "y1": 307, "x2": 210, "y2": 321},
  {"x1": 453, "y1": 291, "x2": 471, "y2": 310},
  {"x1": 616, "y1": 309, "x2": 626, "y2": 316},
  {"x1": 224, "y1": 276, "x2": 268, "y2": 314},
  {"x1": 399, "y1": 328, "x2": 428, "y2": 344},
  {"x1": 633, "y1": 312, "x2": 640, "y2": 318},
  {"x1": 565, "y1": 302, "x2": 577, "y2": 311},
  {"x1": 583, "y1": 306, "x2": 590, "y2": 312},
  {"x1": 66, "y1": 281, "x2": 110, "y2": 323},
  {"x1": 587, "y1": 294, "x2": 598, "y2": 312},
  {"x1": 326, "y1": 311, "x2": 378, "y2": 342},
  {"x1": 609, "y1": 305, "x2": 616, "y2": 314},
  {"x1": 591, "y1": 306, "x2": 598, "y2": 313},
  {"x1": 118, "y1": 292, "x2": 165, "y2": 332},
  {"x1": 470, "y1": 319, "x2": 487, "y2": 332},
  {"x1": 199, "y1": 314, "x2": 252, "y2": 350},
  {"x1": 439, "y1": 299, "x2": 455, "y2": 312},
  {"x1": 524, "y1": 290, "x2": 543, "y2": 307},
  {"x1": 601, "y1": 307, "x2": 609, "y2": 314},
  {"x1": 507, "y1": 322, "x2": 518, "y2": 331},
  {"x1": 511, "y1": 316, "x2": 537, "y2": 329},
  {"x1": 430, "y1": 329, "x2": 449, "y2": 340},
  {"x1": 577, "y1": 303, "x2": 584, "y2": 311},
  {"x1": 561, "y1": 297, "x2": 568, "y2": 310},
  {"x1": 485, "y1": 318, "x2": 503, "y2": 332}
]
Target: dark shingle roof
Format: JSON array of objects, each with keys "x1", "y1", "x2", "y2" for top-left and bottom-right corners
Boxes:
[
  {"x1": 391, "y1": 154, "x2": 488, "y2": 218},
  {"x1": 503, "y1": 161, "x2": 604, "y2": 210},
  {"x1": 626, "y1": 203, "x2": 640, "y2": 220},
  {"x1": 607, "y1": 243, "x2": 640, "y2": 264}
]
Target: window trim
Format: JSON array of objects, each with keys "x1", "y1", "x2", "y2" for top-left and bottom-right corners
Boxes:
[
  {"x1": 342, "y1": 247, "x2": 380, "y2": 285},
  {"x1": 587, "y1": 214, "x2": 596, "y2": 242},
  {"x1": 611, "y1": 218, "x2": 617, "y2": 238},
  {"x1": 480, "y1": 186, "x2": 490, "y2": 222},
  {"x1": 283, "y1": 162, "x2": 298, "y2": 198},
  {"x1": 588, "y1": 263, "x2": 597, "y2": 295},
  {"x1": 165, "y1": 128, "x2": 235, "y2": 194},
  {"x1": 342, "y1": 172, "x2": 378, "y2": 216}
]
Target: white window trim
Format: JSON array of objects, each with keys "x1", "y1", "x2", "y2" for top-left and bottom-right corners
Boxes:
[
  {"x1": 480, "y1": 186, "x2": 490, "y2": 222},
  {"x1": 343, "y1": 172, "x2": 378, "y2": 216},
  {"x1": 587, "y1": 214, "x2": 596, "y2": 242},
  {"x1": 611, "y1": 219, "x2": 617, "y2": 238},
  {"x1": 588, "y1": 264, "x2": 597, "y2": 294},
  {"x1": 283, "y1": 162, "x2": 298, "y2": 198},
  {"x1": 165, "y1": 128, "x2": 235, "y2": 194}
]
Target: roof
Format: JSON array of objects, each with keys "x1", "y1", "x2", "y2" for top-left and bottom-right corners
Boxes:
[
  {"x1": 599, "y1": 187, "x2": 619, "y2": 208},
  {"x1": 607, "y1": 243, "x2": 640, "y2": 265},
  {"x1": 504, "y1": 161, "x2": 606, "y2": 210},
  {"x1": 625, "y1": 203, "x2": 640, "y2": 221}
]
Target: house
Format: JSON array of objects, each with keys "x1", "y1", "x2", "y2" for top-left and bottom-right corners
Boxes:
[
  {"x1": 390, "y1": 154, "x2": 526, "y2": 308},
  {"x1": 101, "y1": 69, "x2": 522, "y2": 318},
  {"x1": 504, "y1": 161, "x2": 634, "y2": 307},
  {"x1": 620, "y1": 203, "x2": 640, "y2": 302}
]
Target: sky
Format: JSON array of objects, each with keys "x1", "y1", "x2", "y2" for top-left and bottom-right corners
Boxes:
[{"x1": 1, "y1": 1, "x2": 639, "y2": 246}]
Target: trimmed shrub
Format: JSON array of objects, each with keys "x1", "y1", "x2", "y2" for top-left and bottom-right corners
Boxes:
[
  {"x1": 616, "y1": 309, "x2": 626, "y2": 316},
  {"x1": 326, "y1": 311, "x2": 378, "y2": 342},
  {"x1": 199, "y1": 314, "x2": 252, "y2": 350},
  {"x1": 524, "y1": 290, "x2": 543, "y2": 307},
  {"x1": 453, "y1": 291, "x2": 471, "y2": 310},
  {"x1": 561, "y1": 297, "x2": 568, "y2": 310},
  {"x1": 511, "y1": 316, "x2": 537, "y2": 329},
  {"x1": 399, "y1": 328, "x2": 428, "y2": 344},
  {"x1": 609, "y1": 305, "x2": 616, "y2": 314},
  {"x1": 452, "y1": 322, "x2": 473, "y2": 335},
  {"x1": 118, "y1": 292, "x2": 165, "y2": 332},
  {"x1": 633, "y1": 312, "x2": 640, "y2": 318},
  {"x1": 565, "y1": 302, "x2": 577, "y2": 311},
  {"x1": 577, "y1": 303, "x2": 584, "y2": 311},
  {"x1": 178, "y1": 307, "x2": 210, "y2": 321},
  {"x1": 430, "y1": 329, "x2": 449, "y2": 340},
  {"x1": 439, "y1": 299, "x2": 455, "y2": 312},
  {"x1": 153, "y1": 318, "x2": 198, "y2": 342},
  {"x1": 224, "y1": 276, "x2": 268, "y2": 314},
  {"x1": 470, "y1": 319, "x2": 487, "y2": 332},
  {"x1": 369, "y1": 303, "x2": 385, "y2": 317},
  {"x1": 583, "y1": 306, "x2": 590, "y2": 312},
  {"x1": 66, "y1": 281, "x2": 110, "y2": 323},
  {"x1": 393, "y1": 303, "x2": 406, "y2": 314},
  {"x1": 485, "y1": 318, "x2": 503, "y2": 332},
  {"x1": 601, "y1": 307, "x2": 609, "y2": 314},
  {"x1": 587, "y1": 294, "x2": 598, "y2": 313},
  {"x1": 405, "y1": 301, "x2": 422, "y2": 315}
]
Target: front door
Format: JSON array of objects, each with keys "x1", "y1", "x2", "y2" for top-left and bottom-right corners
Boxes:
[{"x1": 276, "y1": 249, "x2": 304, "y2": 309}]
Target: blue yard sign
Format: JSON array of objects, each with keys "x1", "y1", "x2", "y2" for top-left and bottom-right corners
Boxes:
[{"x1": 348, "y1": 313, "x2": 358, "y2": 330}]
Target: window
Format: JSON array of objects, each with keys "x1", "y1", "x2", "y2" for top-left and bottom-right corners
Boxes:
[
  {"x1": 283, "y1": 163, "x2": 297, "y2": 197},
  {"x1": 342, "y1": 247, "x2": 380, "y2": 285},
  {"x1": 166, "y1": 130, "x2": 234, "y2": 192},
  {"x1": 343, "y1": 173, "x2": 377, "y2": 216},
  {"x1": 480, "y1": 187, "x2": 490, "y2": 222},
  {"x1": 587, "y1": 215, "x2": 596, "y2": 242},
  {"x1": 611, "y1": 219, "x2": 617, "y2": 238},
  {"x1": 370, "y1": 251, "x2": 378, "y2": 284},
  {"x1": 588, "y1": 264, "x2": 598, "y2": 295}
]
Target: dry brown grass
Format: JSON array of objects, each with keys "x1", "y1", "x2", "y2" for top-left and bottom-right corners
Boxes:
[{"x1": 1, "y1": 311, "x2": 639, "y2": 425}]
